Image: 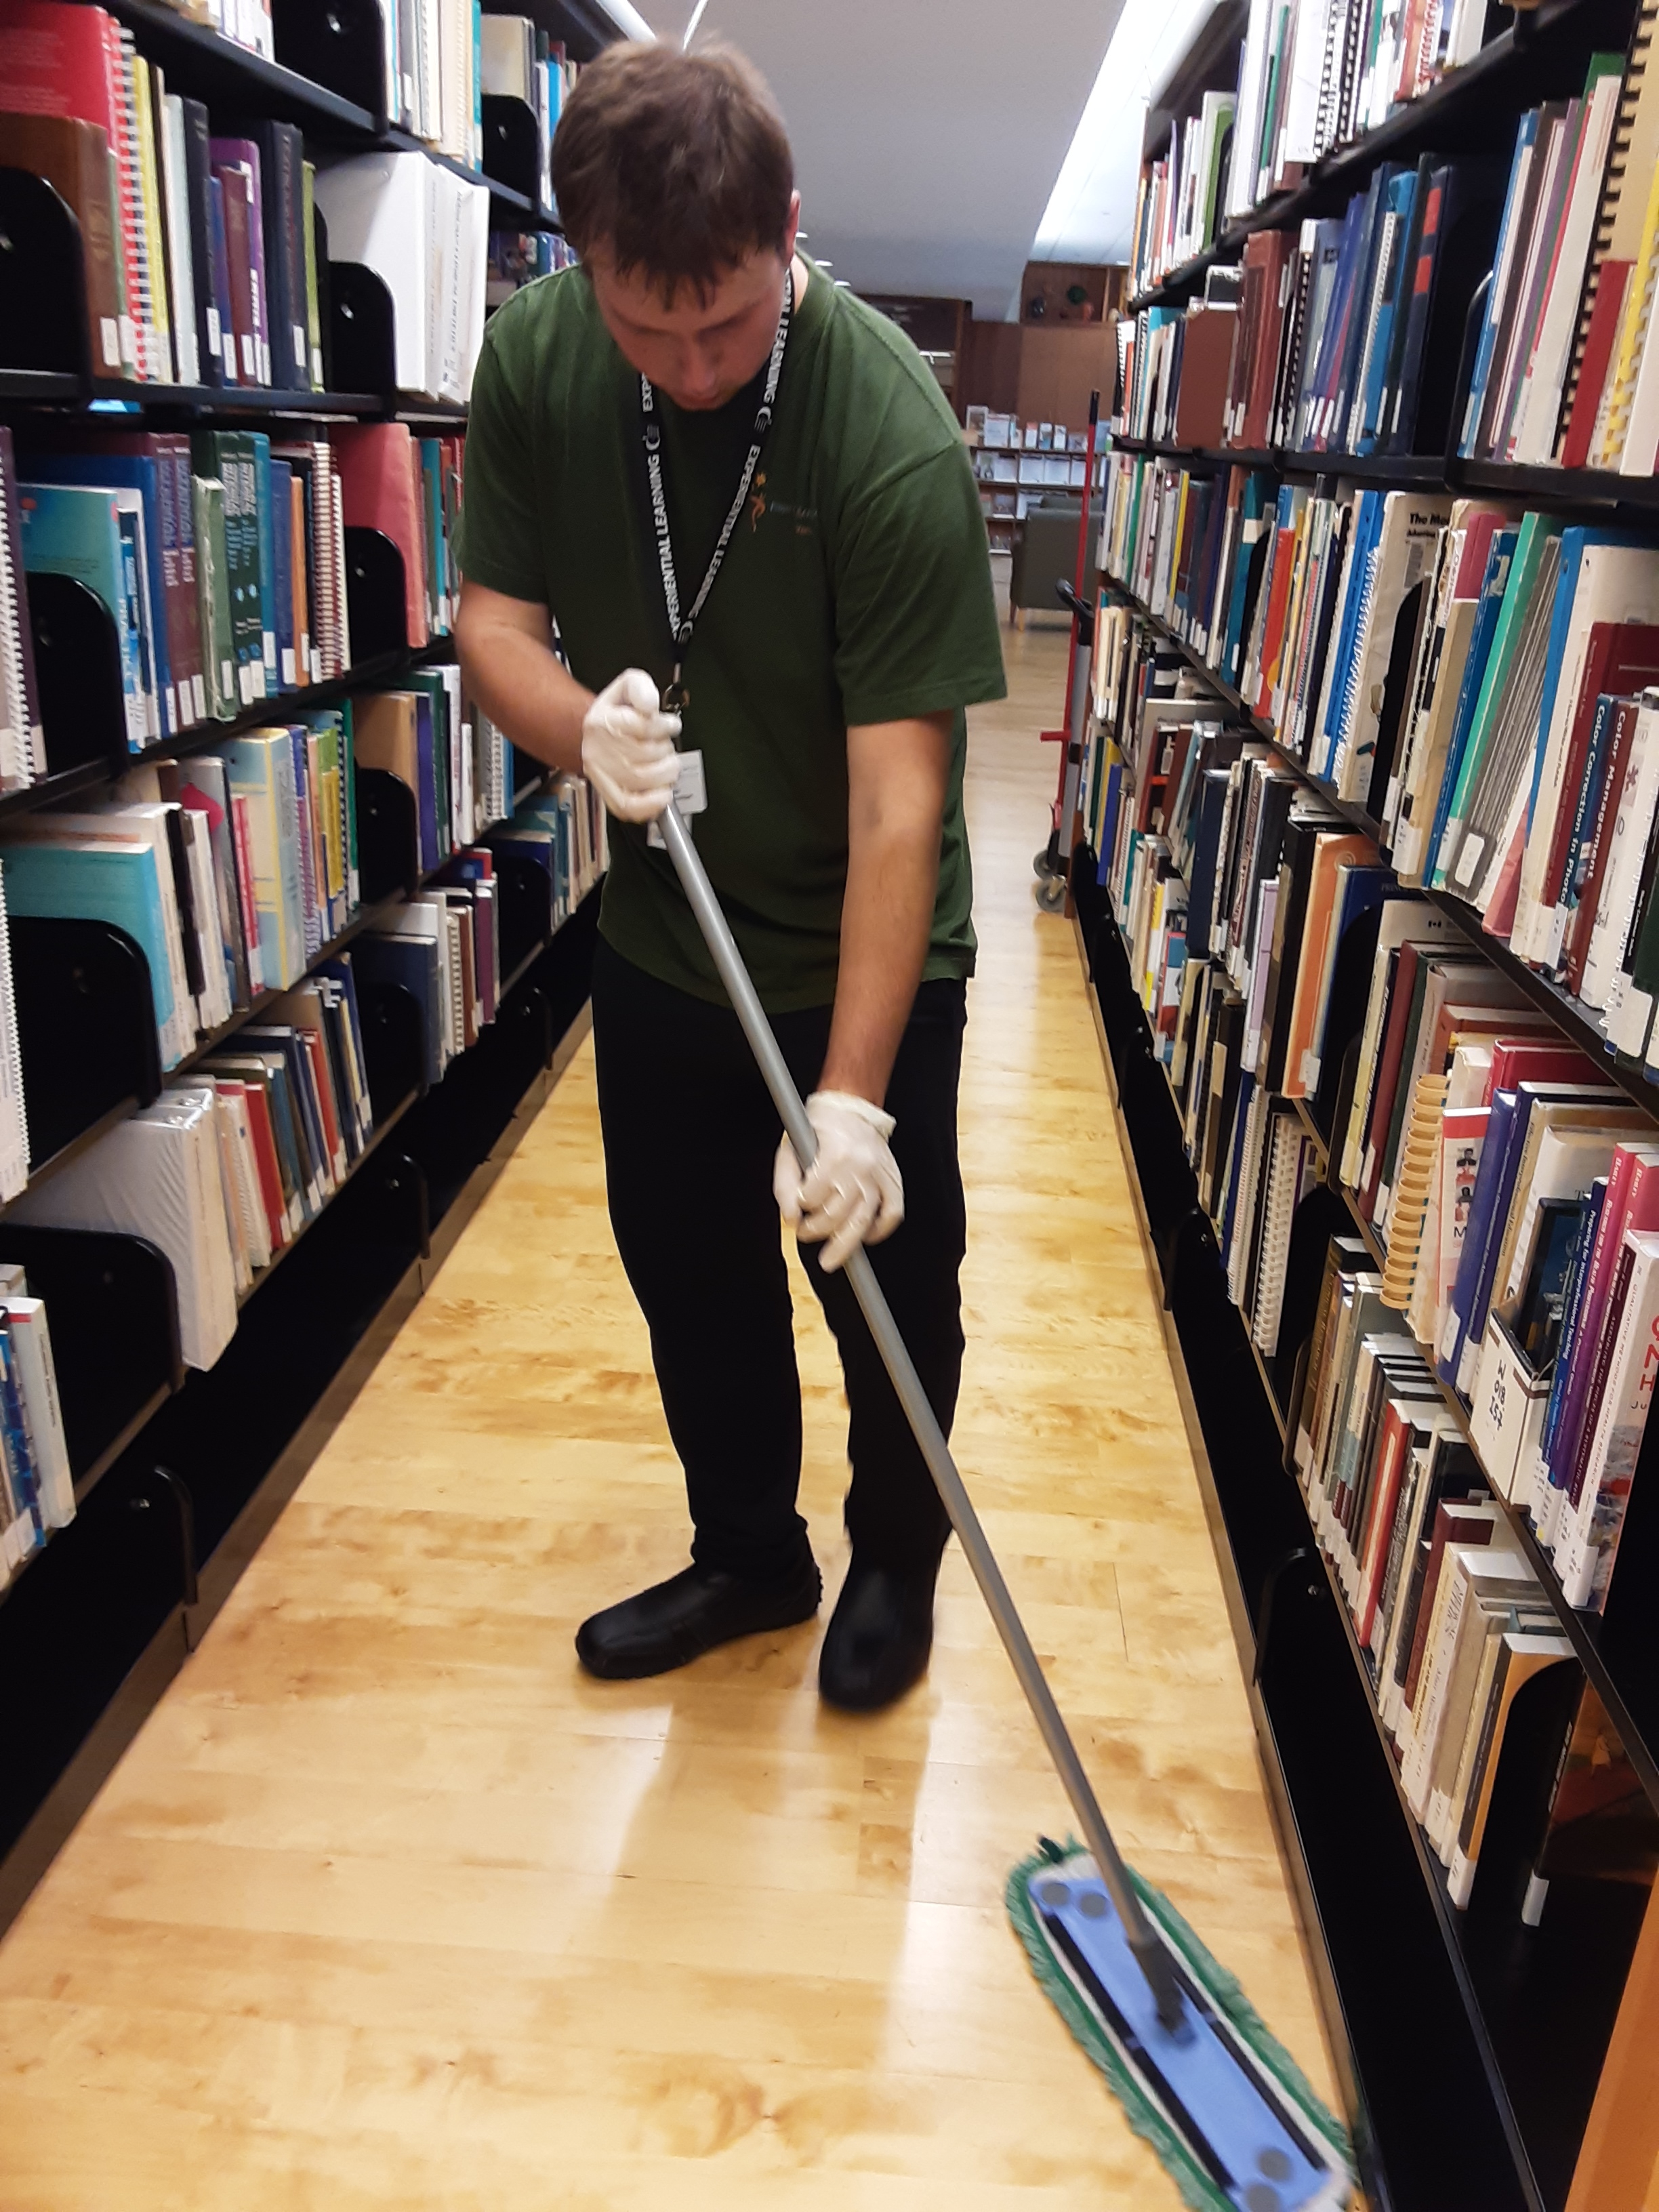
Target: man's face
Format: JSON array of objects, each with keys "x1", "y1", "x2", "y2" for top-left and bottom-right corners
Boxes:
[{"x1": 586, "y1": 207, "x2": 799, "y2": 411}]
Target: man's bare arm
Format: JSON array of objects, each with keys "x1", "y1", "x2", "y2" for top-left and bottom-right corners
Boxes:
[
  {"x1": 454, "y1": 578, "x2": 594, "y2": 771},
  {"x1": 819, "y1": 712, "x2": 953, "y2": 1106}
]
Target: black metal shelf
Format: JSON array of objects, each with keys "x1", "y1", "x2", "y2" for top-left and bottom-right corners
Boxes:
[
  {"x1": 3, "y1": 383, "x2": 475, "y2": 425},
  {"x1": 232, "y1": 1081, "x2": 418, "y2": 1309},
  {"x1": 98, "y1": 0, "x2": 386, "y2": 137},
  {"x1": 1107, "y1": 430, "x2": 1659, "y2": 515},
  {"x1": 0, "y1": 638, "x2": 455, "y2": 832}
]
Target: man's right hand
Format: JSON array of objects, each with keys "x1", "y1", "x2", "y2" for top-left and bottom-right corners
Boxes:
[{"x1": 580, "y1": 669, "x2": 682, "y2": 821}]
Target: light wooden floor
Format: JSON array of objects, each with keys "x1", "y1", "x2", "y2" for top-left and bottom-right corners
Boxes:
[{"x1": 0, "y1": 624, "x2": 1336, "y2": 2208}]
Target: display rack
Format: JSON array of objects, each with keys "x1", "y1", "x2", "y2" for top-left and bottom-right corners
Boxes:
[{"x1": 0, "y1": 0, "x2": 619, "y2": 1921}]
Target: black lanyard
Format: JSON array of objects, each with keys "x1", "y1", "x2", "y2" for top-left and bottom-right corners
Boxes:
[{"x1": 639, "y1": 272, "x2": 792, "y2": 712}]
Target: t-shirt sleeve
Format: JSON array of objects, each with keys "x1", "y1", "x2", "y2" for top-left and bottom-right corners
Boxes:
[
  {"x1": 831, "y1": 444, "x2": 1008, "y2": 728},
  {"x1": 454, "y1": 324, "x2": 548, "y2": 603}
]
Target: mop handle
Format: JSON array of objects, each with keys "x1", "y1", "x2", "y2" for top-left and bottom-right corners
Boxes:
[{"x1": 656, "y1": 800, "x2": 1183, "y2": 2028}]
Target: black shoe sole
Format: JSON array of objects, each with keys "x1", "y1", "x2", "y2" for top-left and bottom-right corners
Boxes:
[{"x1": 576, "y1": 1578, "x2": 822, "y2": 1682}]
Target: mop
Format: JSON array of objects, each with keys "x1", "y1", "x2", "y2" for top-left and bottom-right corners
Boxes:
[{"x1": 656, "y1": 798, "x2": 1356, "y2": 2212}]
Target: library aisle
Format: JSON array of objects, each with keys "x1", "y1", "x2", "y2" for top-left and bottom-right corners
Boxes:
[{"x1": 0, "y1": 627, "x2": 1332, "y2": 2208}]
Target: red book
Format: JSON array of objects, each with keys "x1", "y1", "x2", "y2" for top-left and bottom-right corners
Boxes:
[
  {"x1": 213, "y1": 158, "x2": 259, "y2": 386},
  {"x1": 1484, "y1": 1038, "x2": 1599, "y2": 1101},
  {"x1": 333, "y1": 422, "x2": 430, "y2": 648},
  {"x1": 1252, "y1": 525, "x2": 1299, "y2": 716},
  {"x1": 1560, "y1": 262, "x2": 1633, "y2": 470},
  {"x1": 1566, "y1": 698, "x2": 1645, "y2": 996},
  {"x1": 1403, "y1": 1503, "x2": 1498, "y2": 1713},
  {"x1": 0, "y1": 1, "x2": 140, "y2": 377},
  {"x1": 1355, "y1": 1399, "x2": 1413, "y2": 1646},
  {"x1": 235, "y1": 1076, "x2": 288, "y2": 1249},
  {"x1": 1540, "y1": 622, "x2": 1659, "y2": 922},
  {"x1": 1359, "y1": 941, "x2": 1430, "y2": 1218}
]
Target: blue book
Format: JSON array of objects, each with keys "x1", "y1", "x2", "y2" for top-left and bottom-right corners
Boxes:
[
  {"x1": 0, "y1": 1324, "x2": 44, "y2": 1551},
  {"x1": 354, "y1": 930, "x2": 443, "y2": 1087},
  {"x1": 22, "y1": 455, "x2": 179, "y2": 741},
  {"x1": 1328, "y1": 169, "x2": 1398, "y2": 452},
  {"x1": 287, "y1": 724, "x2": 322, "y2": 960},
  {"x1": 1440, "y1": 1088, "x2": 1522, "y2": 1387},
  {"x1": 1218, "y1": 1069, "x2": 1256, "y2": 1264},
  {"x1": 1356, "y1": 169, "x2": 1420, "y2": 453},
  {"x1": 1314, "y1": 491, "x2": 1382, "y2": 778},
  {"x1": 1425, "y1": 526, "x2": 1517, "y2": 878},
  {"x1": 17, "y1": 481, "x2": 146, "y2": 751},
  {"x1": 1097, "y1": 758, "x2": 1127, "y2": 890},
  {"x1": 1549, "y1": 695, "x2": 1620, "y2": 975},
  {"x1": 1542, "y1": 1176, "x2": 1606, "y2": 1467},
  {"x1": 270, "y1": 459, "x2": 295, "y2": 690},
  {"x1": 207, "y1": 175, "x2": 238, "y2": 388},
  {"x1": 1459, "y1": 110, "x2": 1538, "y2": 458},
  {"x1": 314, "y1": 952, "x2": 371, "y2": 1136},
  {"x1": 249, "y1": 432, "x2": 277, "y2": 692},
  {"x1": 1295, "y1": 213, "x2": 1355, "y2": 449},
  {"x1": 412, "y1": 692, "x2": 438, "y2": 870},
  {"x1": 0, "y1": 842, "x2": 177, "y2": 1051}
]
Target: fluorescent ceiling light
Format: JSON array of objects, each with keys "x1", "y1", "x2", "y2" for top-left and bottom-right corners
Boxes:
[
  {"x1": 596, "y1": 0, "x2": 655, "y2": 39},
  {"x1": 1032, "y1": 0, "x2": 1219, "y2": 264},
  {"x1": 681, "y1": 0, "x2": 709, "y2": 45}
]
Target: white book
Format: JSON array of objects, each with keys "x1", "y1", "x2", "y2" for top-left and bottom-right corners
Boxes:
[
  {"x1": 9, "y1": 806, "x2": 194, "y2": 1067},
  {"x1": 313, "y1": 154, "x2": 433, "y2": 396},
  {"x1": 1513, "y1": 70, "x2": 1624, "y2": 462},
  {"x1": 0, "y1": 869, "x2": 25, "y2": 1202},
  {"x1": 1582, "y1": 703, "x2": 1659, "y2": 1006},
  {"x1": 1556, "y1": 1229, "x2": 1659, "y2": 1607},
  {"x1": 1402, "y1": 1543, "x2": 1532, "y2": 1818},
  {"x1": 157, "y1": 91, "x2": 201, "y2": 388},
  {"x1": 11, "y1": 1091, "x2": 238, "y2": 1370},
  {"x1": 0, "y1": 1298, "x2": 73, "y2": 1530},
  {"x1": 1490, "y1": 113, "x2": 1572, "y2": 460}
]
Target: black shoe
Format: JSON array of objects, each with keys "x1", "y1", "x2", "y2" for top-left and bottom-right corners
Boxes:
[
  {"x1": 575, "y1": 1556, "x2": 822, "y2": 1681},
  {"x1": 818, "y1": 1553, "x2": 939, "y2": 1712}
]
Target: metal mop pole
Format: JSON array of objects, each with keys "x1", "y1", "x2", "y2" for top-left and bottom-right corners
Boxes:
[{"x1": 657, "y1": 799, "x2": 1185, "y2": 2031}]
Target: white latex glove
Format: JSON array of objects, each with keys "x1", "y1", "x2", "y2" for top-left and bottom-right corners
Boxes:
[
  {"x1": 774, "y1": 1090, "x2": 903, "y2": 1273},
  {"x1": 580, "y1": 668, "x2": 681, "y2": 822}
]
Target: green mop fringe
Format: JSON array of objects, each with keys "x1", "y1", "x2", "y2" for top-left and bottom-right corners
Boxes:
[{"x1": 1006, "y1": 1841, "x2": 1355, "y2": 2212}]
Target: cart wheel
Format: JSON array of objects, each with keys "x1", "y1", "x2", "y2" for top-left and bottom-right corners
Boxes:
[
  {"x1": 1034, "y1": 875, "x2": 1067, "y2": 915},
  {"x1": 1033, "y1": 847, "x2": 1057, "y2": 881}
]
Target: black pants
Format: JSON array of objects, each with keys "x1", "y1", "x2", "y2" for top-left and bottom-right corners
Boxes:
[{"x1": 590, "y1": 937, "x2": 968, "y2": 1581}]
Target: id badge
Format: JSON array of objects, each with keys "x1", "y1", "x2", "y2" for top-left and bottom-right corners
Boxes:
[{"x1": 648, "y1": 749, "x2": 708, "y2": 846}]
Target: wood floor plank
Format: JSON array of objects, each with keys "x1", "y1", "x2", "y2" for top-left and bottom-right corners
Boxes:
[{"x1": 0, "y1": 624, "x2": 1338, "y2": 2205}]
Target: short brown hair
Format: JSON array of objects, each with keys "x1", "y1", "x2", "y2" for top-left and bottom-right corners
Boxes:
[{"x1": 552, "y1": 42, "x2": 794, "y2": 300}]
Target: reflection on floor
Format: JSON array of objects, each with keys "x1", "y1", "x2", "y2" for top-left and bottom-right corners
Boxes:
[{"x1": 0, "y1": 620, "x2": 1336, "y2": 2208}]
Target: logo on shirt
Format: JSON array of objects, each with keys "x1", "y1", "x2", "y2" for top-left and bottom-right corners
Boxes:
[{"x1": 747, "y1": 472, "x2": 817, "y2": 536}]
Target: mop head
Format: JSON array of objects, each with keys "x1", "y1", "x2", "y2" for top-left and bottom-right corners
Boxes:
[{"x1": 1007, "y1": 1841, "x2": 1355, "y2": 2212}]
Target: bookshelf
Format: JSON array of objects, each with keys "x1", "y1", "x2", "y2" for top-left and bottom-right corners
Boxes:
[
  {"x1": 1126, "y1": 0, "x2": 1635, "y2": 313},
  {"x1": 1083, "y1": 0, "x2": 1659, "y2": 2203},
  {"x1": 0, "y1": 0, "x2": 617, "y2": 1926}
]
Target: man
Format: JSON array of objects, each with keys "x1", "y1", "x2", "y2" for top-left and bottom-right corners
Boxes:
[{"x1": 454, "y1": 40, "x2": 1004, "y2": 1711}]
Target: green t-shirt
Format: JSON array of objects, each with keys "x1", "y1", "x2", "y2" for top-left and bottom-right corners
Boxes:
[{"x1": 455, "y1": 261, "x2": 1007, "y2": 1010}]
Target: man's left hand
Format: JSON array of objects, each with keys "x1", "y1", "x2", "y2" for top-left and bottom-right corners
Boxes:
[{"x1": 774, "y1": 1090, "x2": 903, "y2": 1273}]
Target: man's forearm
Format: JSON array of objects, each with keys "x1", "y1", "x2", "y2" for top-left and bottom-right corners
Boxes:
[
  {"x1": 819, "y1": 821, "x2": 938, "y2": 1105},
  {"x1": 455, "y1": 607, "x2": 594, "y2": 774}
]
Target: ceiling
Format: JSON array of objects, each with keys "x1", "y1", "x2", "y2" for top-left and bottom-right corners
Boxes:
[{"x1": 614, "y1": 0, "x2": 1128, "y2": 319}]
